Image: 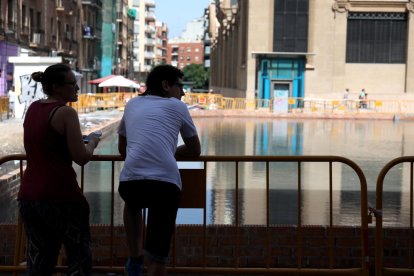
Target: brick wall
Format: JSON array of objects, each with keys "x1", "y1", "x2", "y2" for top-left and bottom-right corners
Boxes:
[{"x1": 1, "y1": 223, "x2": 409, "y2": 270}]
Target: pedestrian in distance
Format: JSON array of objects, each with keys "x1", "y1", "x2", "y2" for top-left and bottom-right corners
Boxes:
[
  {"x1": 18, "y1": 63, "x2": 101, "y2": 276},
  {"x1": 358, "y1": 88, "x2": 366, "y2": 108},
  {"x1": 118, "y1": 64, "x2": 201, "y2": 276},
  {"x1": 7, "y1": 85, "x2": 16, "y2": 117}
]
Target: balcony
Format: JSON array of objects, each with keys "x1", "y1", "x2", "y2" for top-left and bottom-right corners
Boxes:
[
  {"x1": 56, "y1": 0, "x2": 65, "y2": 11},
  {"x1": 65, "y1": 31, "x2": 72, "y2": 40},
  {"x1": 145, "y1": 11, "x2": 155, "y2": 21},
  {"x1": 145, "y1": 25, "x2": 155, "y2": 33},
  {"x1": 145, "y1": 0, "x2": 155, "y2": 7},
  {"x1": 144, "y1": 38, "x2": 155, "y2": 46},
  {"x1": 144, "y1": 51, "x2": 155, "y2": 59},
  {"x1": 29, "y1": 33, "x2": 42, "y2": 48},
  {"x1": 82, "y1": 0, "x2": 102, "y2": 8},
  {"x1": 116, "y1": 12, "x2": 123, "y2": 22}
]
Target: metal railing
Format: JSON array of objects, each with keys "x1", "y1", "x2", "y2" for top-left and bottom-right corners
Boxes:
[
  {"x1": 375, "y1": 156, "x2": 414, "y2": 276},
  {"x1": 0, "y1": 154, "x2": 370, "y2": 275}
]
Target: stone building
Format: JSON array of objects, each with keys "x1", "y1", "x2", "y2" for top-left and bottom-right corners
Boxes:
[{"x1": 208, "y1": 0, "x2": 414, "y2": 101}]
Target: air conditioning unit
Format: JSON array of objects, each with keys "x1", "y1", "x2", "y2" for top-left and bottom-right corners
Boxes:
[
  {"x1": 32, "y1": 33, "x2": 41, "y2": 44},
  {"x1": 30, "y1": 33, "x2": 41, "y2": 47}
]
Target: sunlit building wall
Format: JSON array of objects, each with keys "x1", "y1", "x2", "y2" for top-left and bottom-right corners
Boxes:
[
  {"x1": 208, "y1": 0, "x2": 414, "y2": 100},
  {"x1": 130, "y1": 0, "x2": 156, "y2": 82},
  {"x1": 0, "y1": 0, "x2": 83, "y2": 95}
]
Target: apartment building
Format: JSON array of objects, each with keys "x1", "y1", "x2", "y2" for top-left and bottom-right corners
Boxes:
[
  {"x1": 167, "y1": 17, "x2": 205, "y2": 70},
  {"x1": 155, "y1": 21, "x2": 168, "y2": 65},
  {"x1": 0, "y1": 0, "x2": 102, "y2": 95},
  {"x1": 0, "y1": 0, "x2": 79, "y2": 95},
  {"x1": 208, "y1": 0, "x2": 414, "y2": 100},
  {"x1": 167, "y1": 41, "x2": 203, "y2": 70},
  {"x1": 130, "y1": 0, "x2": 156, "y2": 81}
]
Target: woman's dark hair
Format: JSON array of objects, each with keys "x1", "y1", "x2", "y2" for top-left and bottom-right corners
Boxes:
[
  {"x1": 145, "y1": 65, "x2": 184, "y2": 97},
  {"x1": 31, "y1": 63, "x2": 72, "y2": 96}
]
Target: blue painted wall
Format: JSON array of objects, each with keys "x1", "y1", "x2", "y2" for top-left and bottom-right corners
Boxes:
[{"x1": 258, "y1": 58, "x2": 305, "y2": 100}]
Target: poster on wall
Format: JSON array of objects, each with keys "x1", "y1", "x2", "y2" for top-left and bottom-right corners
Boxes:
[
  {"x1": 272, "y1": 84, "x2": 289, "y2": 113},
  {"x1": 18, "y1": 74, "x2": 45, "y2": 117}
]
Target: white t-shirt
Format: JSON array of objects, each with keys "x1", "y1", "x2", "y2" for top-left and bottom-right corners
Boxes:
[
  {"x1": 118, "y1": 95, "x2": 198, "y2": 189},
  {"x1": 8, "y1": 90, "x2": 15, "y2": 103}
]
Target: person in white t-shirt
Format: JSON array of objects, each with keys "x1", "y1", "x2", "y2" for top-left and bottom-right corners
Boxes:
[{"x1": 118, "y1": 65, "x2": 201, "y2": 276}]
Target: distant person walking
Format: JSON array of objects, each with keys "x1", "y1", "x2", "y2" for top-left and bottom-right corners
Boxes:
[
  {"x1": 7, "y1": 86, "x2": 16, "y2": 117},
  {"x1": 18, "y1": 63, "x2": 101, "y2": 275},
  {"x1": 118, "y1": 65, "x2": 201, "y2": 276},
  {"x1": 359, "y1": 88, "x2": 366, "y2": 108},
  {"x1": 343, "y1": 88, "x2": 349, "y2": 100}
]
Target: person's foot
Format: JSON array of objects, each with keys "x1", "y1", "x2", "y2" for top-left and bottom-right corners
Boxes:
[{"x1": 125, "y1": 257, "x2": 143, "y2": 276}]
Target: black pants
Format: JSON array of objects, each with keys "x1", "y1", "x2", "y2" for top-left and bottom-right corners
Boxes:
[{"x1": 18, "y1": 200, "x2": 92, "y2": 276}]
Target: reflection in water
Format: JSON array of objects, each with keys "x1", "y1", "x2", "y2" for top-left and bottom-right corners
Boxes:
[{"x1": 2, "y1": 118, "x2": 414, "y2": 226}]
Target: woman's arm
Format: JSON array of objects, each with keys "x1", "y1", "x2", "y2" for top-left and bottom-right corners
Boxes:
[
  {"x1": 118, "y1": 134, "x2": 127, "y2": 158},
  {"x1": 50, "y1": 106, "x2": 99, "y2": 166}
]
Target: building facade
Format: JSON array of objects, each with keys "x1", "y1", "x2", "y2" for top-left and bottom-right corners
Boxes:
[
  {"x1": 167, "y1": 41, "x2": 204, "y2": 69},
  {"x1": 130, "y1": 0, "x2": 156, "y2": 81},
  {"x1": 0, "y1": 0, "x2": 103, "y2": 95},
  {"x1": 208, "y1": 0, "x2": 414, "y2": 101},
  {"x1": 0, "y1": 0, "x2": 81, "y2": 95},
  {"x1": 155, "y1": 21, "x2": 168, "y2": 65}
]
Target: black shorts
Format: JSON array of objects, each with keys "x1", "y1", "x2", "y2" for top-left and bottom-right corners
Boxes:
[{"x1": 118, "y1": 180, "x2": 181, "y2": 262}]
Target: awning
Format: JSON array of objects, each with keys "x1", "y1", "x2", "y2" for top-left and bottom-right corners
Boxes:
[
  {"x1": 88, "y1": 75, "x2": 116, "y2": 84},
  {"x1": 251, "y1": 51, "x2": 315, "y2": 58}
]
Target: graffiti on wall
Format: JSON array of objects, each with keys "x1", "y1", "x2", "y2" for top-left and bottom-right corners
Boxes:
[{"x1": 18, "y1": 74, "x2": 45, "y2": 116}]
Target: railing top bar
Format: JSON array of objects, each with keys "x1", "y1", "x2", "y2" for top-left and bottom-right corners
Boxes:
[
  {"x1": 376, "y1": 156, "x2": 414, "y2": 202},
  {"x1": 0, "y1": 154, "x2": 364, "y2": 171}
]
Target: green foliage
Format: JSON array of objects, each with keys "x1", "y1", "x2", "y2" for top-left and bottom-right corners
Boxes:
[{"x1": 182, "y1": 64, "x2": 209, "y2": 89}]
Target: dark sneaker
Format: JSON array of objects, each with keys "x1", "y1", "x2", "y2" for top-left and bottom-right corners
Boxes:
[{"x1": 125, "y1": 257, "x2": 143, "y2": 276}]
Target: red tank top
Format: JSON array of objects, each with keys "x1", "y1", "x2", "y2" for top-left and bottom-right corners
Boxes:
[{"x1": 18, "y1": 100, "x2": 85, "y2": 202}]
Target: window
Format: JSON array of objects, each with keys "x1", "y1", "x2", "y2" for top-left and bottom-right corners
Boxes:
[
  {"x1": 273, "y1": 0, "x2": 309, "y2": 52},
  {"x1": 346, "y1": 12, "x2": 407, "y2": 63}
]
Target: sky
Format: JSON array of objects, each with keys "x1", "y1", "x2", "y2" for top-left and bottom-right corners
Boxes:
[{"x1": 155, "y1": 0, "x2": 211, "y2": 39}]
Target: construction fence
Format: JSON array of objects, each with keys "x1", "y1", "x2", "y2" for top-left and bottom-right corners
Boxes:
[{"x1": 1, "y1": 92, "x2": 414, "y2": 119}]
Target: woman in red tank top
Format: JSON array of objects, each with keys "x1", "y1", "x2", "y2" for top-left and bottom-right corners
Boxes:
[{"x1": 18, "y1": 63, "x2": 101, "y2": 275}]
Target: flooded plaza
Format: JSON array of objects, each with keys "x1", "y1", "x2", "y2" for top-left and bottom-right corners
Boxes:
[{"x1": 1, "y1": 116, "x2": 414, "y2": 227}]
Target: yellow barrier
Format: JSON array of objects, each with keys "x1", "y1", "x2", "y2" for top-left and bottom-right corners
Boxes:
[
  {"x1": 65, "y1": 92, "x2": 414, "y2": 115},
  {"x1": 0, "y1": 97, "x2": 10, "y2": 120}
]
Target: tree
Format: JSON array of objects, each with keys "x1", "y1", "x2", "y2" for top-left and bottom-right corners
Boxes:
[{"x1": 182, "y1": 64, "x2": 209, "y2": 89}]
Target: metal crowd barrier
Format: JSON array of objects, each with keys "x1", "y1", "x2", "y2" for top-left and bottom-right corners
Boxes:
[
  {"x1": 0, "y1": 154, "x2": 370, "y2": 275},
  {"x1": 375, "y1": 156, "x2": 414, "y2": 276}
]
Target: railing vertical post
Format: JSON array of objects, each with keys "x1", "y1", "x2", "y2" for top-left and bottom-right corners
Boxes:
[
  {"x1": 110, "y1": 161, "x2": 115, "y2": 267},
  {"x1": 296, "y1": 161, "x2": 303, "y2": 268},
  {"x1": 410, "y1": 162, "x2": 413, "y2": 268},
  {"x1": 203, "y1": 161, "x2": 207, "y2": 268},
  {"x1": 329, "y1": 162, "x2": 334, "y2": 269},
  {"x1": 266, "y1": 161, "x2": 270, "y2": 269},
  {"x1": 235, "y1": 161, "x2": 239, "y2": 268}
]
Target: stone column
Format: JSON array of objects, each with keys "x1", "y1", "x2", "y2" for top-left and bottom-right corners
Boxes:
[{"x1": 331, "y1": 1, "x2": 349, "y2": 95}]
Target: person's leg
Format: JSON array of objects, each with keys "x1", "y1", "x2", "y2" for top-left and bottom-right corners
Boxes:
[
  {"x1": 123, "y1": 204, "x2": 143, "y2": 258},
  {"x1": 18, "y1": 201, "x2": 63, "y2": 276},
  {"x1": 147, "y1": 259, "x2": 167, "y2": 276},
  {"x1": 62, "y1": 200, "x2": 92, "y2": 276},
  {"x1": 119, "y1": 181, "x2": 145, "y2": 276},
  {"x1": 144, "y1": 182, "x2": 181, "y2": 276}
]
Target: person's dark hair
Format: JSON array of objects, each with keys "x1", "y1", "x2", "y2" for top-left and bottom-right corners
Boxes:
[
  {"x1": 145, "y1": 65, "x2": 184, "y2": 97},
  {"x1": 31, "y1": 63, "x2": 72, "y2": 96}
]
